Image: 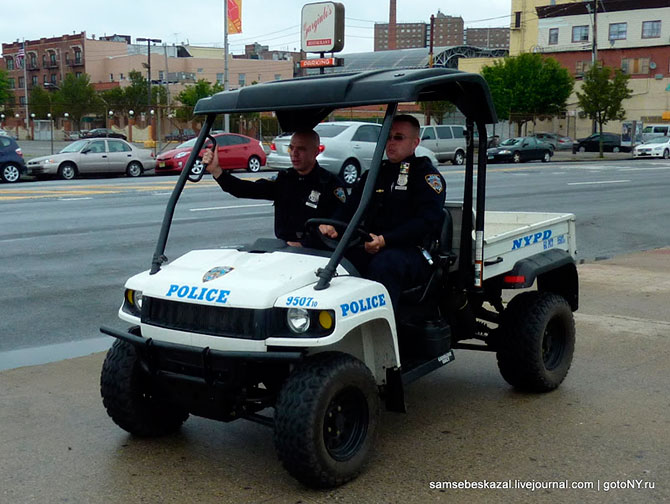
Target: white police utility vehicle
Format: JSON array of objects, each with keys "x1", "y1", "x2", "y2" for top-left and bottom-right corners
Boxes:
[{"x1": 100, "y1": 69, "x2": 579, "y2": 489}]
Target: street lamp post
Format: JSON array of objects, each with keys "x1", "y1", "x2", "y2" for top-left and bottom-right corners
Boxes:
[
  {"x1": 15, "y1": 113, "x2": 20, "y2": 139},
  {"x1": 136, "y1": 37, "x2": 162, "y2": 110},
  {"x1": 47, "y1": 112, "x2": 53, "y2": 154},
  {"x1": 30, "y1": 113, "x2": 35, "y2": 141},
  {"x1": 0, "y1": 114, "x2": 5, "y2": 129},
  {"x1": 64, "y1": 112, "x2": 70, "y2": 140},
  {"x1": 107, "y1": 110, "x2": 114, "y2": 129},
  {"x1": 128, "y1": 110, "x2": 134, "y2": 143}
]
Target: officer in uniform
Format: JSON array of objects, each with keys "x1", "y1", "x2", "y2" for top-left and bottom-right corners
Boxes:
[
  {"x1": 320, "y1": 114, "x2": 446, "y2": 311},
  {"x1": 203, "y1": 130, "x2": 346, "y2": 247}
]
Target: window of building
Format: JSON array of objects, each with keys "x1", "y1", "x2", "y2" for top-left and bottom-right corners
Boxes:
[
  {"x1": 75, "y1": 72, "x2": 82, "y2": 78},
  {"x1": 5, "y1": 57, "x2": 14, "y2": 70},
  {"x1": 621, "y1": 57, "x2": 650, "y2": 75},
  {"x1": 31, "y1": 75, "x2": 38, "y2": 87},
  {"x1": 642, "y1": 20, "x2": 661, "y2": 39},
  {"x1": 572, "y1": 25, "x2": 589, "y2": 42},
  {"x1": 43, "y1": 74, "x2": 48, "y2": 84},
  {"x1": 514, "y1": 11, "x2": 521, "y2": 29},
  {"x1": 18, "y1": 76, "x2": 24, "y2": 88},
  {"x1": 120, "y1": 73, "x2": 125, "y2": 80},
  {"x1": 73, "y1": 48, "x2": 82, "y2": 64},
  {"x1": 216, "y1": 72, "x2": 223, "y2": 84},
  {"x1": 575, "y1": 60, "x2": 592, "y2": 75},
  {"x1": 608, "y1": 23, "x2": 627, "y2": 40},
  {"x1": 42, "y1": 54, "x2": 47, "y2": 67},
  {"x1": 274, "y1": 74, "x2": 281, "y2": 81},
  {"x1": 549, "y1": 28, "x2": 559, "y2": 45},
  {"x1": 20, "y1": 96, "x2": 26, "y2": 106},
  {"x1": 238, "y1": 73, "x2": 246, "y2": 86},
  {"x1": 8, "y1": 78, "x2": 15, "y2": 89},
  {"x1": 49, "y1": 52, "x2": 57, "y2": 66},
  {"x1": 29, "y1": 53, "x2": 37, "y2": 68},
  {"x1": 65, "y1": 52, "x2": 69, "y2": 64},
  {"x1": 51, "y1": 74, "x2": 57, "y2": 85}
]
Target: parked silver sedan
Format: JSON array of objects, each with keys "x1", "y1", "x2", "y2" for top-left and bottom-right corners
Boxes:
[
  {"x1": 26, "y1": 138, "x2": 155, "y2": 180},
  {"x1": 267, "y1": 121, "x2": 439, "y2": 186}
]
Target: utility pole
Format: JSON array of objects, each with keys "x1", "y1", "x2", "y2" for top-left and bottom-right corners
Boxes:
[
  {"x1": 223, "y1": 1, "x2": 230, "y2": 132},
  {"x1": 137, "y1": 37, "x2": 162, "y2": 109},
  {"x1": 592, "y1": 0, "x2": 598, "y2": 65}
]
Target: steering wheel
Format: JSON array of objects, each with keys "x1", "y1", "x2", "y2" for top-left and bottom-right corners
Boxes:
[
  {"x1": 188, "y1": 134, "x2": 217, "y2": 183},
  {"x1": 305, "y1": 218, "x2": 371, "y2": 250}
]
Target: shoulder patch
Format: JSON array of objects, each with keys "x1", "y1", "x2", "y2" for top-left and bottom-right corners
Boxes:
[
  {"x1": 425, "y1": 174, "x2": 444, "y2": 194},
  {"x1": 334, "y1": 187, "x2": 346, "y2": 203}
]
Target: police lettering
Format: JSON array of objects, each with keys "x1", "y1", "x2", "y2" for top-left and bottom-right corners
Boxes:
[
  {"x1": 166, "y1": 284, "x2": 230, "y2": 304},
  {"x1": 512, "y1": 230, "x2": 552, "y2": 250},
  {"x1": 340, "y1": 294, "x2": 386, "y2": 317}
]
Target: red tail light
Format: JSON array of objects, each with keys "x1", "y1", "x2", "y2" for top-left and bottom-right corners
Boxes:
[
  {"x1": 503, "y1": 275, "x2": 526, "y2": 284},
  {"x1": 318, "y1": 144, "x2": 325, "y2": 153},
  {"x1": 270, "y1": 143, "x2": 277, "y2": 151},
  {"x1": 15, "y1": 148, "x2": 23, "y2": 157}
]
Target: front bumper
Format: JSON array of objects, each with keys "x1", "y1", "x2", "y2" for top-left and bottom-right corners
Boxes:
[
  {"x1": 26, "y1": 163, "x2": 57, "y2": 175},
  {"x1": 155, "y1": 159, "x2": 182, "y2": 174}
]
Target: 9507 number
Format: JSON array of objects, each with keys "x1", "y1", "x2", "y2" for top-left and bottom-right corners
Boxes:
[{"x1": 286, "y1": 296, "x2": 318, "y2": 308}]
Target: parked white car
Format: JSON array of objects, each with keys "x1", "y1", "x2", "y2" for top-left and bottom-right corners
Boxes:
[
  {"x1": 633, "y1": 137, "x2": 670, "y2": 159},
  {"x1": 26, "y1": 138, "x2": 156, "y2": 180},
  {"x1": 267, "y1": 121, "x2": 440, "y2": 186}
]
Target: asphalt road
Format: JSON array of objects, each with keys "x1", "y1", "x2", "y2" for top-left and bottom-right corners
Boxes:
[{"x1": 0, "y1": 157, "x2": 669, "y2": 358}]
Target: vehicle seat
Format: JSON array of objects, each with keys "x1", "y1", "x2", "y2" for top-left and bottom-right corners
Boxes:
[{"x1": 399, "y1": 206, "x2": 457, "y2": 305}]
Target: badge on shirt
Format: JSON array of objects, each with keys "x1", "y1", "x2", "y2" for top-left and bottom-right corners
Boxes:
[
  {"x1": 425, "y1": 174, "x2": 444, "y2": 194},
  {"x1": 306, "y1": 189, "x2": 321, "y2": 208},
  {"x1": 333, "y1": 187, "x2": 346, "y2": 203}
]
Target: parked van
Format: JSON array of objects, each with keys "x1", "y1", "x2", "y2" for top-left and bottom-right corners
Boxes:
[
  {"x1": 419, "y1": 124, "x2": 467, "y2": 165},
  {"x1": 641, "y1": 123, "x2": 670, "y2": 143}
]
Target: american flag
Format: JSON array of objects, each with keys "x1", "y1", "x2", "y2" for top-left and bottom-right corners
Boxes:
[{"x1": 16, "y1": 47, "x2": 25, "y2": 69}]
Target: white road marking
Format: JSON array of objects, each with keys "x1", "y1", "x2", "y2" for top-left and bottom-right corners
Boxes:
[
  {"x1": 619, "y1": 166, "x2": 670, "y2": 172},
  {"x1": 189, "y1": 203, "x2": 272, "y2": 212},
  {"x1": 58, "y1": 197, "x2": 93, "y2": 201},
  {"x1": 567, "y1": 180, "x2": 631, "y2": 186}
]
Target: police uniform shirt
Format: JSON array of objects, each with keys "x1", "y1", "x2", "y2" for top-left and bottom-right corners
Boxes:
[
  {"x1": 215, "y1": 163, "x2": 347, "y2": 242},
  {"x1": 339, "y1": 154, "x2": 445, "y2": 247}
]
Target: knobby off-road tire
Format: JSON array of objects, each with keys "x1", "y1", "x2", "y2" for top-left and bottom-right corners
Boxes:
[
  {"x1": 273, "y1": 352, "x2": 380, "y2": 488},
  {"x1": 100, "y1": 339, "x2": 189, "y2": 436},
  {"x1": 496, "y1": 291, "x2": 575, "y2": 392}
]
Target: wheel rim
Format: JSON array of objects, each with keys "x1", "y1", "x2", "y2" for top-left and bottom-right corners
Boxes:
[
  {"x1": 3, "y1": 165, "x2": 20, "y2": 182},
  {"x1": 455, "y1": 152, "x2": 464, "y2": 165},
  {"x1": 542, "y1": 317, "x2": 567, "y2": 370},
  {"x1": 544, "y1": 152, "x2": 550, "y2": 162},
  {"x1": 513, "y1": 153, "x2": 521, "y2": 163},
  {"x1": 342, "y1": 164, "x2": 358, "y2": 185},
  {"x1": 665, "y1": 150, "x2": 670, "y2": 159},
  {"x1": 191, "y1": 159, "x2": 203, "y2": 175},
  {"x1": 248, "y1": 156, "x2": 261, "y2": 172},
  {"x1": 613, "y1": 147, "x2": 620, "y2": 153},
  {"x1": 579, "y1": 146, "x2": 586, "y2": 153},
  {"x1": 323, "y1": 387, "x2": 369, "y2": 462},
  {"x1": 128, "y1": 163, "x2": 142, "y2": 177},
  {"x1": 61, "y1": 165, "x2": 75, "y2": 179}
]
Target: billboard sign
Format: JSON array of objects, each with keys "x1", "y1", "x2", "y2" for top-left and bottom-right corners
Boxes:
[{"x1": 301, "y1": 2, "x2": 345, "y2": 53}]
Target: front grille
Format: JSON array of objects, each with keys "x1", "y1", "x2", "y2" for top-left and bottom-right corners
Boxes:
[{"x1": 142, "y1": 297, "x2": 280, "y2": 340}]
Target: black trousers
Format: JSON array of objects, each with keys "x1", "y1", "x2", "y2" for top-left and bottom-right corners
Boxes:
[{"x1": 347, "y1": 246, "x2": 430, "y2": 312}]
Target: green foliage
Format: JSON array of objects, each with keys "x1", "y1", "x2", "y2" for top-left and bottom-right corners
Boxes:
[
  {"x1": 174, "y1": 79, "x2": 224, "y2": 121},
  {"x1": 481, "y1": 53, "x2": 574, "y2": 133},
  {"x1": 419, "y1": 101, "x2": 457, "y2": 124},
  {"x1": 0, "y1": 69, "x2": 14, "y2": 111},
  {"x1": 576, "y1": 63, "x2": 632, "y2": 129},
  {"x1": 55, "y1": 73, "x2": 98, "y2": 127},
  {"x1": 29, "y1": 86, "x2": 55, "y2": 118}
]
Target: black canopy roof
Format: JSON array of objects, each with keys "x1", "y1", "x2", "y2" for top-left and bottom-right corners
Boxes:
[{"x1": 194, "y1": 68, "x2": 497, "y2": 131}]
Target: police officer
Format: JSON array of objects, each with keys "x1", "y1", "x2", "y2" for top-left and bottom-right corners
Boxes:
[
  {"x1": 203, "y1": 130, "x2": 346, "y2": 247},
  {"x1": 320, "y1": 114, "x2": 446, "y2": 311}
]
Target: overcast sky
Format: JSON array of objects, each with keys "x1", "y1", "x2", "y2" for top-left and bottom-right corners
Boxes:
[{"x1": 1, "y1": 0, "x2": 511, "y2": 55}]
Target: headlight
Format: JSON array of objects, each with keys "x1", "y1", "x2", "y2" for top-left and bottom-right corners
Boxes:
[
  {"x1": 498, "y1": 149, "x2": 511, "y2": 154},
  {"x1": 175, "y1": 151, "x2": 189, "y2": 159},
  {"x1": 287, "y1": 307, "x2": 310, "y2": 333},
  {"x1": 123, "y1": 289, "x2": 143, "y2": 317}
]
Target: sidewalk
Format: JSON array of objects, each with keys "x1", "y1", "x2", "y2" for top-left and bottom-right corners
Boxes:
[{"x1": 1, "y1": 248, "x2": 669, "y2": 503}]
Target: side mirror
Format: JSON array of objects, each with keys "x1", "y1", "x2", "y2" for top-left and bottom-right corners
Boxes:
[
  {"x1": 421, "y1": 135, "x2": 430, "y2": 141},
  {"x1": 81, "y1": 148, "x2": 90, "y2": 154}
]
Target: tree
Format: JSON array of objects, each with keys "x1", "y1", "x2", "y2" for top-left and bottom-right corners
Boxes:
[
  {"x1": 481, "y1": 53, "x2": 574, "y2": 135},
  {"x1": 0, "y1": 69, "x2": 14, "y2": 113},
  {"x1": 29, "y1": 86, "x2": 55, "y2": 119},
  {"x1": 576, "y1": 63, "x2": 632, "y2": 157},
  {"x1": 174, "y1": 79, "x2": 224, "y2": 122},
  {"x1": 419, "y1": 100, "x2": 456, "y2": 125},
  {"x1": 55, "y1": 73, "x2": 98, "y2": 129}
]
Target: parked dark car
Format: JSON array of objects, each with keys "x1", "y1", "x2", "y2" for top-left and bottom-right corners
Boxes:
[
  {"x1": 487, "y1": 136, "x2": 553, "y2": 163},
  {"x1": 82, "y1": 128, "x2": 127, "y2": 140},
  {"x1": 165, "y1": 128, "x2": 197, "y2": 142},
  {"x1": 0, "y1": 135, "x2": 27, "y2": 183},
  {"x1": 572, "y1": 132, "x2": 628, "y2": 153}
]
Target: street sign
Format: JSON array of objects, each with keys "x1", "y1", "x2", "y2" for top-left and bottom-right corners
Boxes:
[
  {"x1": 301, "y1": 2, "x2": 345, "y2": 53},
  {"x1": 299, "y1": 57, "x2": 342, "y2": 68}
]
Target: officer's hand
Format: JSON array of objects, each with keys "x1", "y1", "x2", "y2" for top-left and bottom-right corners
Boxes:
[
  {"x1": 203, "y1": 149, "x2": 222, "y2": 178},
  {"x1": 364, "y1": 233, "x2": 385, "y2": 254},
  {"x1": 319, "y1": 224, "x2": 338, "y2": 238},
  {"x1": 286, "y1": 241, "x2": 302, "y2": 247}
]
